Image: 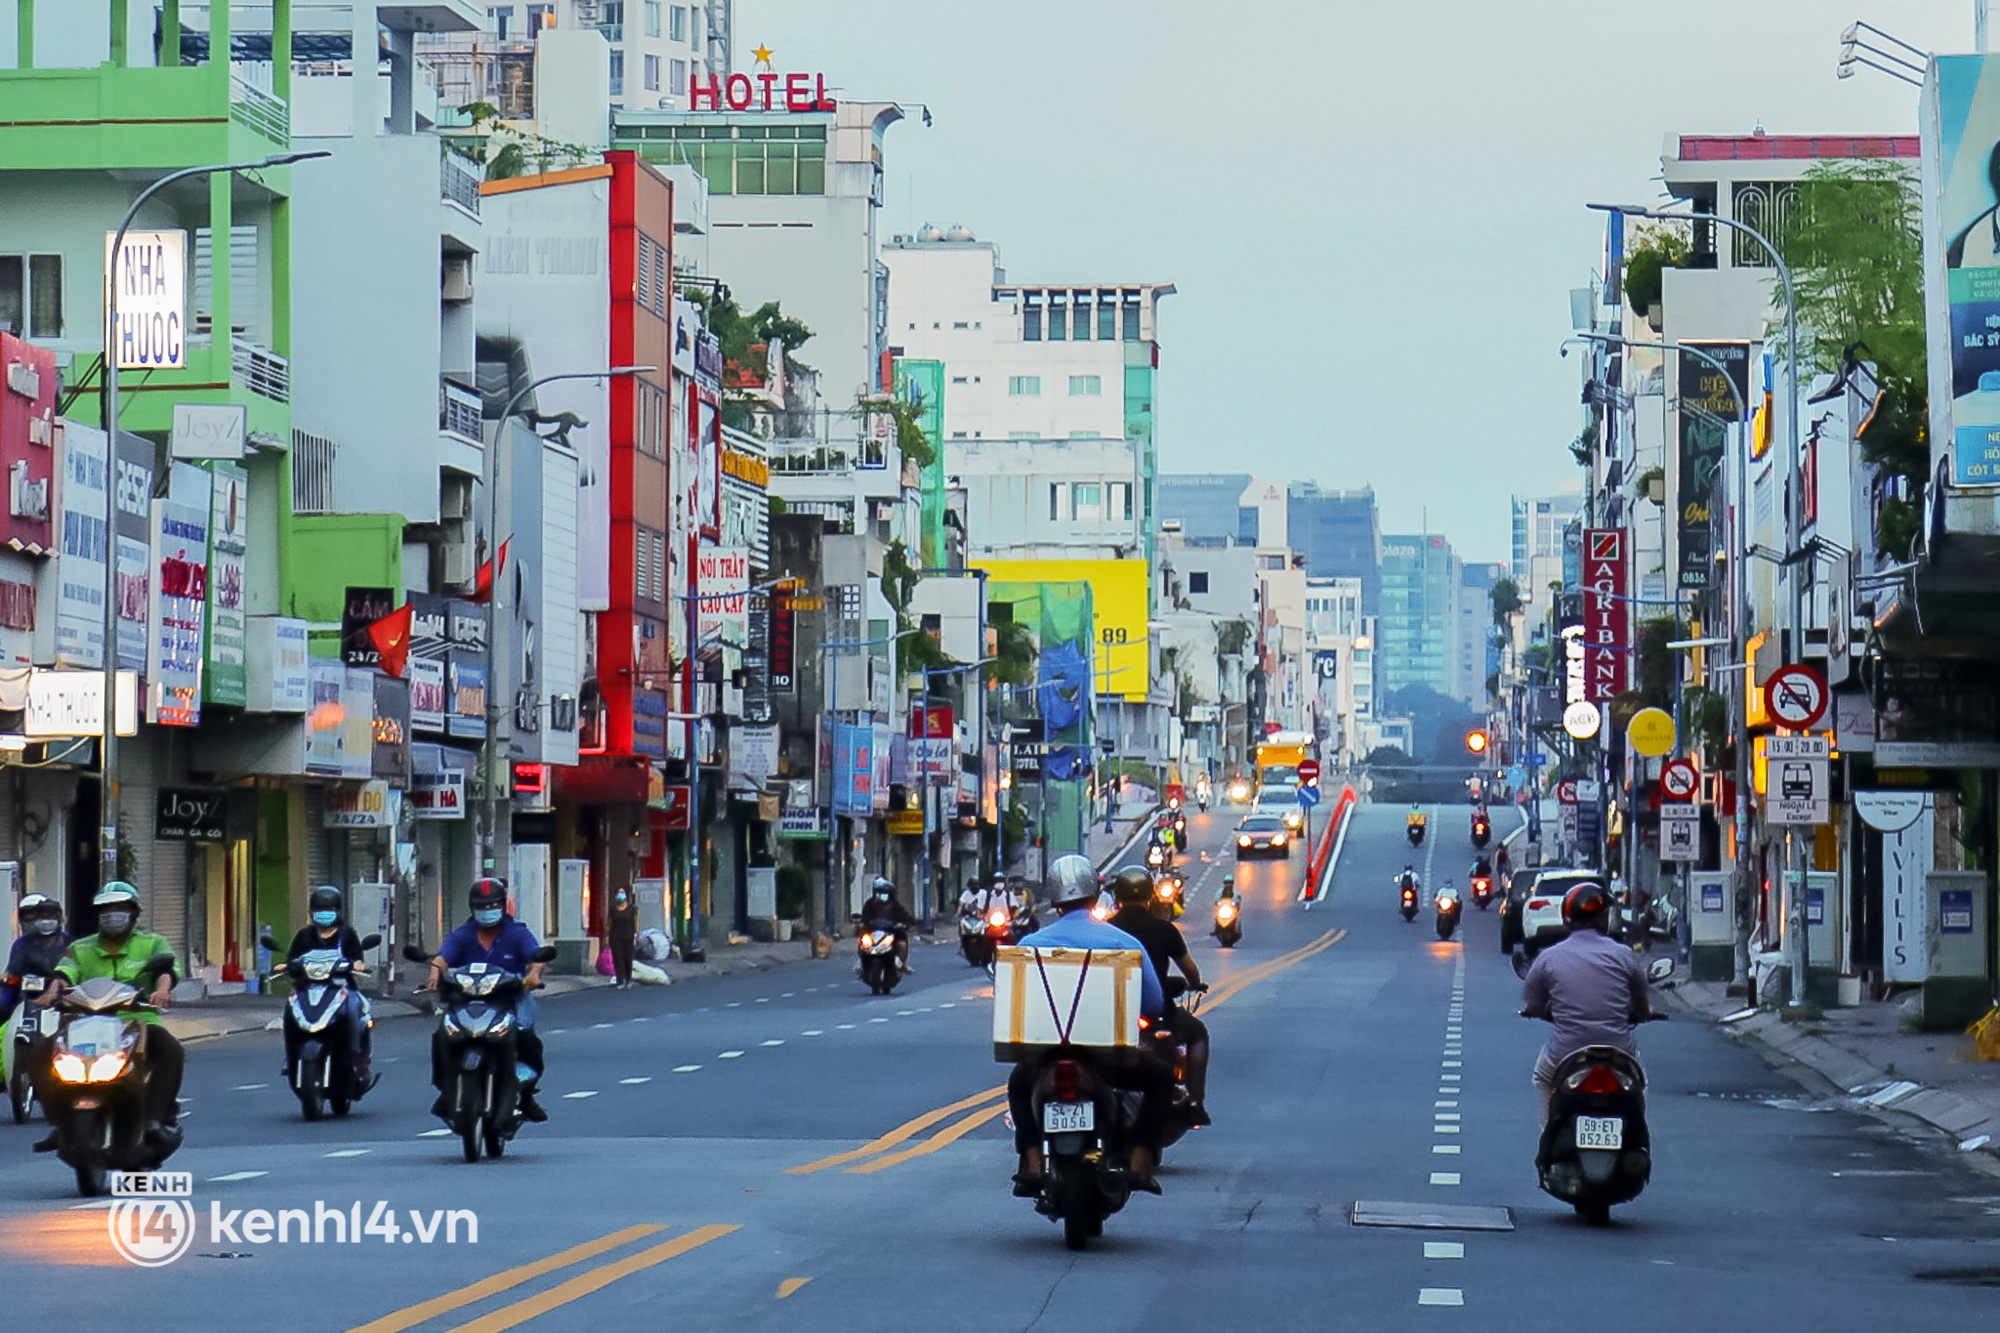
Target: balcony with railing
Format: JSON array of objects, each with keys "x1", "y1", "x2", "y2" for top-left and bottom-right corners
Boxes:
[
  {"x1": 229, "y1": 73, "x2": 291, "y2": 147},
  {"x1": 232, "y1": 337, "x2": 290, "y2": 403},
  {"x1": 441, "y1": 145, "x2": 483, "y2": 216},
  {"x1": 440, "y1": 378, "x2": 484, "y2": 442}
]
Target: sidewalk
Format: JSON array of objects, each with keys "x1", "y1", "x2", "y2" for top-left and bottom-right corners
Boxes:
[
  {"x1": 1085, "y1": 793, "x2": 1163, "y2": 872},
  {"x1": 1666, "y1": 980, "x2": 2000, "y2": 1160}
]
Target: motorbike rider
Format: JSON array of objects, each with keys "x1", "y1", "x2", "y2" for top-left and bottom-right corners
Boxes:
[
  {"x1": 1521, "y1": 883, "x2": 1655, "y2": 1121},
  {"x1": 1397, "y1": 864, "x2": 1420, "y2": 895},
  {"x1": 1, "y1": 895, "x2": 70, "y2": 1115},
  {"x1": 1106, "y1": 867, "x2": 1212, "y2": 1127},
  {"x1": 1195, "y1": 773, "x2": 1212, "y2": 810},
  {"x1": 1007, "y1": 855, "x2": 1175, "y2": 1198},
  {"x1": 38, "y1": 884, "x2": 182, "y2": 1150},
  {"x1": 858, "y1": 876, "x2": 915, "y2": 975},
  {"x1": 283, "y1": 885, "x2": 375, "y2": 1089},
  {"x1": 427, "y1": 878, "x2": 548, "y2": 1123}
]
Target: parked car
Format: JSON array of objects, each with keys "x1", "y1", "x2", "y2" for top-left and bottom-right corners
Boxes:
[
  {"x1": 1506, "y1": 867, "x2": 1606, "y2": 960},
  {"x1": 1234, "y1": 814, "x2": 1293, "y2": 859}
]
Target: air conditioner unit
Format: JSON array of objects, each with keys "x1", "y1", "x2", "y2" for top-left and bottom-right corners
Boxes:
[{"x1": 442, "y1": 255, "x2": 474, "y2": 302}]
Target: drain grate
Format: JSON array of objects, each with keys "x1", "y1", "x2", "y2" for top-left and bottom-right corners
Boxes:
[{"x1": 1350, "y1": 1200, "x2": 1514, "y2": 1232}]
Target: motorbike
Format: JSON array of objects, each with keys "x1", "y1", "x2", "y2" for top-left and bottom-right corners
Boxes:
[
  {"x1": 1021, "y1": 1050, "x2": 1140, "y2": 1250},
  {"x1": 404, "y1": 943, "x2": 558, "y2": 1163},
  {"x1": 1518, "y1": 954, "x2": 1676, "y2": 1225},
  {"x1": 1471, "y1": 813, "x2": 1491, "y2": 848},
  {"x1": 1144, "y1": 839, "x2": 1171, "y2": 872},
  {"x1": 1147, "y1": 979, "x2": 1208, "y2": 1154},
  {"x1": 9, "y1": 970, "x2": 56, "y2": 1123},
  {"x1": 959, "y1": 901, "x2": 1016, "y2": 968},
  {"x1": 1196, "y1": 786, "x2": 1211, "y2": 813},
  {"x1": 1469, "y1": 864, "x2": 1495, "y2": 910},
  {"x1": 262, "y1": 933, "x2": 381, "y2": 1120},
  {"x1": 854, "y1": 920, "x2": 904, "y2": 995},
  {"x1": 1435, "y1": 887, "x2": 1463, "y2": 941},
  {"x1": 1407, "y1": 817, "x2": 1426, "y2": 847},
  {"x1": 41, "y1": 957, "x2": 183, "y2": 1197},
  {"x1": 1212, "y1": 890, "x2": 1241, "y2": 948},
  {"x1": 1399, "y1": 878, "x2": 1420, "y2": 922},
  {"x1": 1151, "y1": 872, "x2": 1186, "y2": 922},
  {"x1": 1170, "y1": 810, "x2": 1188, "y2": 843}
]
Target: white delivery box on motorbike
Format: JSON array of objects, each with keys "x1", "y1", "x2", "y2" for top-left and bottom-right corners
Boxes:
[{"x1": 992, "y1": 946, "x2": 1145, "y2": 1062}]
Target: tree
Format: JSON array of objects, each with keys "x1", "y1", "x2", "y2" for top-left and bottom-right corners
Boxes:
[
  {"x1": 1488, "y1": 575, "x2": 1523, "y2": 623},
  {"x1": 1624, "y1": 224, "x2": 1690, "y2": 315}
]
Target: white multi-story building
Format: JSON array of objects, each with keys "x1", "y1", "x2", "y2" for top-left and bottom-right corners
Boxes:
[
  {"x1": 1305, "y1": 576, "x2": 1368, "y2": 767},
  {"x1": 424, "y1": 0, "x2": 728, "y2": 116},
  {"x1": 1510, "y1": 485, "x2": 1581, "y2": 625}
]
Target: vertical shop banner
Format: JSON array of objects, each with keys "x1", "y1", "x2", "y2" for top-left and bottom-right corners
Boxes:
[
  {"x1": 696, "y1": 546, "x2": 750, "y2": 644},
  {"x1": 0, "y1": 333, "x2": 57, "y2": 556},
  {"x1": 1581, "y1": 528, "x2": 1628, "y2": 703},
  {"x1": 1675, "y1": 343, "x2": 1747, "y2": 589},
  {"x1": 768, "y1": 592, "x2": 795, "y2": 691},
  {"x1": 697, "y1": 390, "x2": 722, "y2": 540},
  {"x1": 203, "y1": 461, "x2": 248, "y2": 705},
  {"x1": 147, "y1": 463, "x2": 210, "y2": 725},
  {"x1": 305, "y1": 657, "x2": 346, "y2": 775},
  {"x1": 1926, "y1": 55, "x2": 2000, "y2": 484},
  {"x1": 56, "y1": 421, "x2": 109, "y2": 669},
  {"x1": 113, "y1": 431, "x2": 152, "y2": 674}
]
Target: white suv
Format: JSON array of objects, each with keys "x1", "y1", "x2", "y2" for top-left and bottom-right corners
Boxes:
[
  {"x1": 1519, "y1": 869, "x2": 1604, "y2": 959},
  {"x1": 1256, "y1": 785, "x2": 1306, "y2": 832}
]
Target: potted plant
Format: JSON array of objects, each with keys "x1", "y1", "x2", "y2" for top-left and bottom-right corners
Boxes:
[
  {"x1": 1634, "y1": 465, "x2": 1666, "y2": 504},
  {"x1": 1624, "y1": 227, "x2": 1689, "y2": 331}
]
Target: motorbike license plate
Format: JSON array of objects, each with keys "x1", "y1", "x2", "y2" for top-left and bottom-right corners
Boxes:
[
  {"x1": 1574, "y1": 1115, "x2": 1625, "y2": 1150},
  {"x1": 1042, "y1": 1101, "x2": 1095, "y2": 1134}
]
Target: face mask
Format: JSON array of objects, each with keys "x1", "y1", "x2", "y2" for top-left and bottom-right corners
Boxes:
[
  {"x1": 615, "y1": 893, "x2": 628, "y2": 905},
  {"x1": 98, "y1": 911, "x2": 134, "y2": 936},
  {"x1": 473, "y1": 908, "x2": 504, "y2": 927},
  {"x1": 29, "y1": 918, "x2": 59, "y2": 937},
  {"x1": 312, "y1": 911, "x2": 339, "y2": 928}
]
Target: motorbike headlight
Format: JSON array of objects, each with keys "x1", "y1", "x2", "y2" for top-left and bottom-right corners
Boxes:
[
  {"x1": 87, "y1": 1053, "x2": 128, "y2": 1082},
  {"x1": 988, "y1": 908, "x2": 1009, "y2": 928},
  {"x1": 1437, "y1": 896, "x2": 1457, "y2": 910},
  {"x1": 53, "y1": 1052, "x2": 87, "y2": 1083},
  {"x1": 1217, "y1": 904, "x2": 1237, "y2": 922}
]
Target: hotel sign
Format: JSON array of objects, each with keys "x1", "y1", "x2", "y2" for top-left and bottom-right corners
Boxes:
[{"x1": 690, "y1": 71, "x2": 837, "y2": 113}]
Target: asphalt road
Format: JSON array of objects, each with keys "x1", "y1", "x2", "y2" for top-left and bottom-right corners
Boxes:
[{"x1": 1, "y1": 803, "x2": 1995, "y2": 1330}]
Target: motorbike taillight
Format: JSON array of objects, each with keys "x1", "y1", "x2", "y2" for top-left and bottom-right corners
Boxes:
[
  {"x1": 1573, "y1": 1065, "x2": 1627, "y2": 1095},
  {"x1": 1052, "y1": 1060, "x2": 1082, "y2": 1101}
]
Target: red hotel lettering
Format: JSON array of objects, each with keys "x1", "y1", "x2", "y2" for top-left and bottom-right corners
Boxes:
[
  {"x1": 690, "y1": 71, "x2": 836, "y2": 113},
  {"x1": 725, "y1": 73, "x2": 753, "y2": 109},
  {"x1": 690, "y1": 73, "x2": 720, "y2": 109},
  {"x1": 756, "y1": 72, "x2": 779, "y2": 108},
  {"x1": 785, "y1": 72, "x2": 811, "y2": 110}
]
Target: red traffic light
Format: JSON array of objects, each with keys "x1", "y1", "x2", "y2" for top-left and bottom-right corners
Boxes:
[{"x1": 1465, "y1": 729, "x2": 1490, "y2": 755}]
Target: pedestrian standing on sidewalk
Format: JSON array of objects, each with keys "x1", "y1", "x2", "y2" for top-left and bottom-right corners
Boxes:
[{"x1": 608, "y1": 885, "x2": 638, "y2": 989}]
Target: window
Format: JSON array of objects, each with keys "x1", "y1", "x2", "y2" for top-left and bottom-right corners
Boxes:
[
  {"x1": 1188, "y1": 571, "x2": 1209, "y2": 595},
  {"x1": 645, "y1": 0, "x2": 662, "y2": 37},
  {"x1": 608, "y1": 49, "x2": 624, "y2": 95},
  {"x1": 1109, "y1": 481, "x2": 1132, "y2": 520},
  {"x1": 1047, "y1": 292, "x2": 1066, "y2": 341},
  {"x1": 0, "y1": 254, "x2": 62, "y2": 339},
  {"x1": 1073, "y1": 297, "x2": 1091, "y2": 340},
  {"x1": 643, "y1": 54, "x2": 660, "y2": 90},
  {"x1": 1073, "y1": 483, "x2": 1102, "y2": 520},
  {"x1": 1068, "y1": 375, "x2": 1101, "y2": 396},
  {"x1": 952, "y1": 320, "x2": 969, "y2": 329},
  {"x1": 597, "y1": 1, "x2": 623, "y2": 39},
  {"x1": 670, "y1": 59, "x2": 687, "y2": 94},
  {"x1": 950, "y1": 375, "x2": 968, "y2": 384},
  {"x1": 1069, "y1": 430, "x2": 1101, "y2": 438},
  {"x1": 1023, "y1": 293, "x2": 1041, "y2": 341},
  {"x1": 1049, "y1": 484, "x2": 1069, "y2": 521},
  {"x1": 1097, "y1": 298, "x2": 1116, "y2": 341},
  {"x1": 488, "y1": 6, "x2": 512, "y2": 39},
  {"x1": 527, "y1": 4, "x2": 555, "y2": 36},
  {"x1": 670, "y1": 3, "x2": 688, "y2": 40},
  {"x1": 1122, "y1": 293, "x2": 1141, "y2": 341},
  {"x1": 1007, "y1": 376, "x2": 1040, "y2": 396}
]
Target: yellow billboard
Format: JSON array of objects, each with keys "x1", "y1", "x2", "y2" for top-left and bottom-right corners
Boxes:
[{"x1": 975, "y1": 558, "x2": 1151, "y2": 702}]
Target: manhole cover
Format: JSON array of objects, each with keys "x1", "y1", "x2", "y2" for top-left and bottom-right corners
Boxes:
[{"x1": 1349, "y1": 1200, "x2": 1514, "y2": 1232}]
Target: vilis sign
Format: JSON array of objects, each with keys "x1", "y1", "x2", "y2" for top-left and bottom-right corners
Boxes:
[{"x1": 691, "y1": 46, "x2": 836, "y2": 112}]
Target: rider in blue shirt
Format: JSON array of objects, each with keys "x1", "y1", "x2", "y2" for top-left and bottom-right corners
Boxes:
[
  {"x1": 426, "y1": 878, "x2": 548, "y2": 1122},
  {"x1": 1007, "y1": 854, "x2": 1177, "y2": 1199}
]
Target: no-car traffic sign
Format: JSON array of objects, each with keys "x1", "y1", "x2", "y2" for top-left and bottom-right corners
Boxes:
[
  {"x1": 1660, "y1": 758, "x2": 1699, "y2": 802},
  {"x1": 1764, "y1": 664, "x2": 1829, "y2": 731}
]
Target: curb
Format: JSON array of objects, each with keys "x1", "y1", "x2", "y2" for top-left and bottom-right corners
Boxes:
[
  {"x1": 1663, "y1": 987, "x2": 2000, "y2": 1160},
  {"x1": 1095, "y1": 805, "x2": 1163, "y2": 873}
]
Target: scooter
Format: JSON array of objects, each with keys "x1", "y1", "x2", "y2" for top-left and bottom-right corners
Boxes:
[
  {"x1": 1518, "y1": 954, "x2": 1675, "y2": 1225},
  {"x1": 1471, "y1": 813, "x2": 1491, "y2": 848},
  {"x1": 1407, "y1": 818, "x2": 1426, "y2": 847},
  {"x1": 404, "y1": 943, "x2": 557, "y2": 1163},
  {"x1": 1399, "y1": 879, "x2": 1421, "y2": 922},
  {"x1": 1470, "y1": 873, "x2": 1495, "y2": 910},
  {"x1": 1212, "y1": 886, "x2": 1241, "y2": 948},
  {"x1": 959, "y1": 902, "x2": 1016, "y2": 968},
  {"x1": 1435, "y1": 886, "x2": 1463, "y2": 941},
  {"x1": 1147, "y1": 979, "x2": 1208, "y2": 1154},
  {"x1": 9, "y1": 971, "x2": 56, "y2": 1123},
  {"x1": 263, "y1": 933, "x2": 380, "y2": 1120},
  {"x1": 41, "y1": 959, "x2": 183, "y2": 1197},
  {"x1": 854, "y1": 920, "x2": 903, "y2": 995},
  {"x1": 1145, "y1": 839, "x2": 1171, "y2": 873},
  {"x1": 1020, "y1": 1049, "x2": 1139, "y2": 1251},
  {"x1": 1151, "y1": 872, "x2": 1186, "y2": 922}
]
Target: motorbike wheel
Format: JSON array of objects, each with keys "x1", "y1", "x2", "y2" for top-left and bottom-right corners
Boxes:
[
  {"x1": 330, "y1": 1097, "x2": 352, "y2": 1117},
  {"x1": 1063, "y1": 1212, "x2": 1092, "y2": 1251},
  {"x1": 9, "y1": 1064, "x2": 33, "y2": 1125},
  {"x1": 460, "y1": 1122, "x2": 481, "y2": 1163},
  {"x1": 484, "y1": 1125, "x2": 507, "y2": 1159},
  {"x1": 300, "y1": 1088, "x2": 325, "y2": 1121},
  {"x1": 75, "y1": 1160, "x2": 108, "y2": 1197},
  {"x1": 1575, "y1": 1200, "x2": 1612, "y2": 1226}
]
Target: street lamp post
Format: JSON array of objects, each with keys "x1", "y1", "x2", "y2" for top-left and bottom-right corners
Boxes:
[
  {"x1": 479, "y1": 367, "x2": 651, "y2": 914},
  {"x1": 97, "y1": 150, "x2": 328, "y2": 891}
]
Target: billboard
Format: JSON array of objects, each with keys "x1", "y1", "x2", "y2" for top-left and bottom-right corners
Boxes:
[
  {"x1": 1675, "y1": 343, "x2": 1748, "y2": 589},
  {"x1": 147, "y1": 463, "x2": 210, "y2": 726},
  {"x1": 1581, "y1": 529, "x2": 1627, "y2": 703},
  {"x1": 977, "y1": 557, "x2": 1148, "y2": 702},
  {"x1": 55, "y1": 421, "x2": 109, "y2": 669},
  {"x1": 696, "y1": 545, "x2": 749, "y2": 645},
  {"x1": 1926, "y1": 54, "x2": 2000, "y2": 486},
  {"x1": 203, "y1": 461, "x2": 248, "y2": 705}
]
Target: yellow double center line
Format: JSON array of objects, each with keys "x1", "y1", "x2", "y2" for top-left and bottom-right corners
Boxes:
[{"x1": 788, "y1": 927, "x2": 1347, "y2": 1177}]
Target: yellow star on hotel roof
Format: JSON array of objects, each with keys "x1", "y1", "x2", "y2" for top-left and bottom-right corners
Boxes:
[{"x1": 751, "y1": 44, "x2": 775, "y2": 68}]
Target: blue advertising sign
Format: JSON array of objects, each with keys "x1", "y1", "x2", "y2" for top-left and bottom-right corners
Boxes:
[
  {"x1": 1940, "y1": 888, "x2": 1975, "y2": 934},
  {"x1": 1925, "y1": 55, "x2": 2000, "y2": 485},
  {"x1": 1700, "y1": 883, "x2": 1725, "y2": 914}
]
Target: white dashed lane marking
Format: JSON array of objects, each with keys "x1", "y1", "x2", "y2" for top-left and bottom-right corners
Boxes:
[
  {"x1": 1430, "y1": 1172, "x2": 1460, "y2": 1186},
  {"x1": 418, "y1": 1128, "x2": 452, "y2": 1137},
  {"x1": 1425, "y1": 1242, "x2": 1464, "y2": 1259},
  {"x1": 718, "y1": 1050, "x2": 745, "y2": 1059},
  {"x1": 1418, "y1": 1289, "x2": 1464, "y2": 1307},
  {"x1": 801, "y1": 1030, "x2": 824, "y2": 1037},
  {"x1": 324, "y1": 1149, "x2": 369, "y2": 1158},
  {"x1": 761, "y1": 1040, "x2": 785, "y2": 1047},
  {"x1": 209, "y1": 1171, "x2": 267, "y2": 1182},
  {"x1": 233, "y1": 1083, "x2": 269, "y2": 1091},
  {"x1": 672, "y1": 1065, "x2": 702, "y2": 1073},
  {"x1": 1433, "y1": 1144, "x2": 1461, "y2": 1155},
  {"x1": 619, "y1": 1077, "x2": 651, "y2": 1085},
  {"x1": 563, "y1": 1090, "x2": 598, "y2": 1100}
]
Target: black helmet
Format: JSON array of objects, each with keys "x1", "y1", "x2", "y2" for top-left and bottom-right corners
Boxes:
[
  {"x1": 1109, "y1": 866, "x2": 1154, "y2": 908},
  {"x1": 469, "y1": 877, "x2": 508, "y2": 911},
  {"x1": 309, "y1": 884, "x2": 344, "y2": 914},
  {"x1": 871, "y1": 876, "x2": 896, "y2": 899}
]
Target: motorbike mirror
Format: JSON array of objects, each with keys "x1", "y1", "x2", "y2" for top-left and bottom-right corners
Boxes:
[
  {"x1": 258, "y1": 934, "x2": 278, "y2": 953},
  {"x1": 1647, "y1": 957, "x2": 1677, "y2": 982},
  {"x1": 849, "y1": 913, "x2": 864, "y2": 923},
  {"x1": 144, "y1": 953, "x2": 178, "y2": 975},
  {"x1": 360, "y1": 934, "x2": 383, "y2": 951},
  {"x1": 1511, "y1": 950, "x2": 1531, "y2": 980},
  {"x1": 402, "y1": 944, "x2": 432, "y2": 964},
  {"x1": 530, "y1": 945, "x2": 559, "y2": 964}
]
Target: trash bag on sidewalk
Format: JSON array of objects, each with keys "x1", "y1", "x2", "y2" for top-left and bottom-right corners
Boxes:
[
  {"x1": 637, "y1": 928, "x2": 672, "y2": 961},
  {"x1": 631, "y1": 961, "x2": 670, "y2": 986}
]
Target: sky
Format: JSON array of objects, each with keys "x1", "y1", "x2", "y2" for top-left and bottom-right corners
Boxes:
[{"x1": 750, "y1": 0, "x2": 1971, "y2": 563}]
